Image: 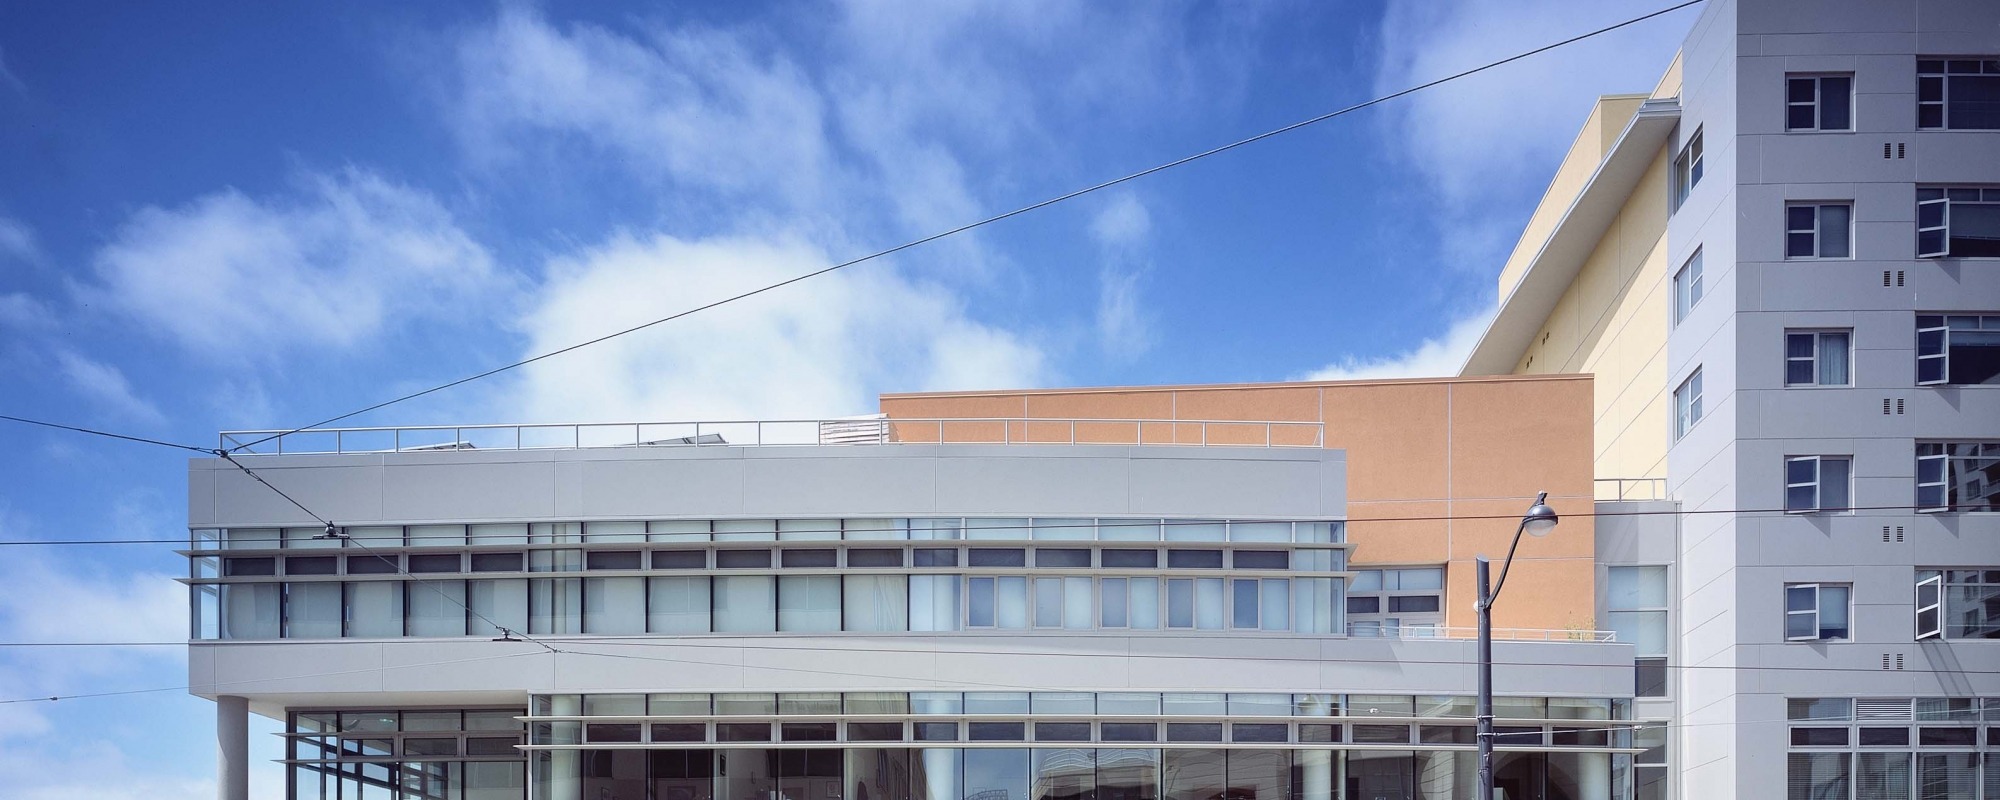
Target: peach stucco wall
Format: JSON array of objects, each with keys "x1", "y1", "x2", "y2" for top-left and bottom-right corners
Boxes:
[{"x1": 880, "y1": 374, "x2": 1598, "y2": 635}]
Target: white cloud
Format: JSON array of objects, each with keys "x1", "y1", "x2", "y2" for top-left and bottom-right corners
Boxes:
[
  {"x1": 0, "y1": 46, "x2": 25, "y2": 97},
  {"x1": 54, "y1": 351, "x2": 164, "y2": 424},
  {"x1": 0, "y1": 292, "x2": 54, "y2": 329},
  {"x1": 501, "y1": 232, "x2": 1045, "y2": 423},
  {"x1": 1088, "y1": 192, "x2": 1153, "y2": 359},
  {"x1": 1296, "y1": 308, "x2": 1495, "y2": 381},
  {"x1": 0, "y1": 216, "x2": 37, "y2": 262},
  {"x1": 86, "y1": 169, "x2": 503, "y2": 359}
]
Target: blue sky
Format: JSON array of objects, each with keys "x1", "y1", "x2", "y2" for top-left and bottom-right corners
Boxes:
[{"x1": 0, "y1": 1, "x2": 1696, "y2": 795}]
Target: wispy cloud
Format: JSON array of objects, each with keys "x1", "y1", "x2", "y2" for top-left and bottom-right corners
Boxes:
[
  {"x1": 0, "y1": 216, "x2": 39, "y2": 263},
  {"x1": 1088, "y1": 192, "x2": 1154, "y2": 359},
  {"x1": 1296, "y1": 307, "x2": 1495, "y2": 381},
  {"x1": 84, "y1": 169, "x2": 507, "y2": 360},
  {"x1": 502, "y1": 231, "x2": 1045, "y2": 423},
  {"x1": 0, "y1": 292, "x2": 54, "y2": 329},
  {"x1": 0, "y1": 46, "x2": 26, "y2": 97},
  {"x1": 54, "y1": 351, "x2": 165, "y2": 424}
]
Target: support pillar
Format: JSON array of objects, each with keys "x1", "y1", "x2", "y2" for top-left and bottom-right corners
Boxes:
[{"x1": 217, "y1": 695, "x2": 249, "y2": 800}]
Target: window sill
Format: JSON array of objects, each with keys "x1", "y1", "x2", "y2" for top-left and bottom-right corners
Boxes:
[
  {"x1": 1781, "y1": 129, "x2": 1856, "y2": 135},
  {"x1": 1783, "y1": 384, "x2": 1853, "y2": 390}
]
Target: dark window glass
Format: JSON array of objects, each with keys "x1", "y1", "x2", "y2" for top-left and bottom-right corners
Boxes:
[
  {"x1": 780, "y1": 549, "x2": 837, "y2": 568},
  {"x1": 1164, "y1": 723, "x2": 1224, "y2": 742},
  {"x1": 1822, "y1": 76, "x2": 1851, "y2": 129},
  {"x1": 847, "y1": 549, "x2": 904, "y2": 568},
  {"x1": 466, "y1": 737, "x2": 520, "y2": 755},
  {"x1": 968, "y1": 548, "x2": 1026, "y2": 567},
  {"x1": 847, "y1": 723, "x2": 903, "y2": 742},
  {"x1": 1231, "y1": 723, "x2": 1287, "y2": 743},
  {"x1": 587, "y1": 551, "x2": 643, "y2": 570},
  {"x1": 651, "y1": 550, "x2": 706, "y2": 569},
  {"x1": 1034, "y1": 722, "x2": 1091, "y2": 742},
  {"x1": 967, "y1": 722, "x2": 1025, "y2": 741},
  {"x1": 715, "y1": 723, "x2": 770, "y2": 742},
  {"x1": 913, "y1": 548, "x2": 958, "y2": 567},
  {"x1": 404, "y1": 737, "x2": 458, "y2": 756},
  {"x1": 407, "y1": 554, "x2": 461, "y2": 573},
  {"x1": 224, "y1": 557, "x2": 276, "y2": 577},
  {"x1": 781, "y1": 722, "x2": 837, "y2": 741},
  {"x1": 1166, "y1": 549, "x2": 1224, "y2": 569},
  {"x1": 1352, "y1": 725, "x2": 1410, "y2": 744},
  {"x1": 1034, "y1": 549, "x2": 1091, "y2": 568},
  {"x1": 1421, "y1": 726, "x2": 1474, "y2": 744},
  {"x1": 1636, "y1": 658, "x2": 1668, "y2": 698},
  {"x1": 1554, "y1": 728, "x2": 1610, "y2": 747},
  {"x1": 914, "y1": 722, "x2": 959, "y2": 741},
  {"x1": 715, "y1": 550, "x2": 771, "y2": 569},
  {"x1": 1918, "y1": 727, "x2": 1976, "y2": 746},
  {"x1": 1299, "y1": 724, "x2": 1341, "y2": 743},
  {"x1": 1791, "y1": 727, "x2": 1848, "y2": 746},
  {"x1": 1100, "y1": 722, "x2": 1158, "y2": 742},
  {"x1": 1232, "y1": 551, "x2": 1288, "y2": 569},
  {"x1": 1389, "y1": 595, "x2": 1441, "y2": 613},
  {"x1": 587, "y1": 723, "x2": 643, "y2": 743},
  {"x1": 1858, "y1": 727, "x2": 1909, "y2": 746},
  {"x1": 1493, "y1": 727, "x2": 1543, "y2": 745},
  {"x1": 470, "y1": 552, "x2": 525, "y2": 572},
  {"x1": 650, "y1": 724, "x2": 706, "y2": 742},
  {"x1": 286, "y1": 556, "x2": 338, "y2": 576},
  {"x1": 1100, "y1": 549, "x2": 1158, "y2": 568},
  {"x1": 1347, "y1": 596, "x2": 1381, "y2": 614},
  {"x1": 346, "y1": 555, "x2": 399, "y2": 574}
]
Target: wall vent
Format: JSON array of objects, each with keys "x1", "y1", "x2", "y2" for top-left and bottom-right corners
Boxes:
[
  {"x1": 1884, "y1": 270, "x2": 1894, "y2": 287},
  {"x1": 1898, "y1": 142, "x2": 1907, "y2": 159},
  {"x1": 1883, "y1": 399, "x2": 1893, "y2": 415},
  {"x1": 1896, "y1": 653, "x2": 1906, "y2": 670},
  {"x1": 1897, "y1": 270, "x2": 1906, "y2": 287},
  {"x1": 1897, "y1": 525, "x2": 1905, "y2": 542},
  {"x1": 1896, "y1": 399, "x2": 1905, "y2": 415},
  {"x1": 1884, "y1": 142, "x2": 1893, "y2": 158},
  {"x1": 1858, "y1": 698, "x2": 1913, "y2": 719}
]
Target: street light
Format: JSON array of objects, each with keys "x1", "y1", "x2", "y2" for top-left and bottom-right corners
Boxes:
[{"x1": 1477, "y1": 491, "x2": 1559, "y2": 800}]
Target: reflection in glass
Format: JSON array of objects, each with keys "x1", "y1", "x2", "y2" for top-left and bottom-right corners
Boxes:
[{"x1": 965, "y1": 748, "x2": 1031, "y2": 800}]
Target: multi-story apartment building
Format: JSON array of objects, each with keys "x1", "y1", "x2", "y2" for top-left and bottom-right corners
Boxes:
[
  {"x1": 1456, "y1": 1, "x2": 2000, "y2": 799},
  {"x1": 187, "y1": 376, "x2": 1643, "y2": 800}
]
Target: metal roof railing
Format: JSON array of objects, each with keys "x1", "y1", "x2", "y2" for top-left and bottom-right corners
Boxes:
[
  {"x1": 217, "y1": 417, "x2": 1328, "y2": 455},
  {"x1": 1348, "y1": 625, "x2": 1618, "y2": 643},
  {"x1": 1594, "y1": 477, "x2": 1668, "y2": 501}
]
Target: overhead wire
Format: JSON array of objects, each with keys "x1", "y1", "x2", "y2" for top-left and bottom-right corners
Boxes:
[{"x1": 219, "y1": 0, "x2": 1707, "y2": 454}]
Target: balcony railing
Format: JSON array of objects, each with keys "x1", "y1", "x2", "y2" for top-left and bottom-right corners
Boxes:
[
  {"x1": 218, "y1": 417, "x2": 1327, "y2": 455},
  {"x1": 1594, "y1": 477, "x2": 1668, "y2": 501},
  {"x1": 1347, "y1": 624, "x2": 1618, "y2": 643}
]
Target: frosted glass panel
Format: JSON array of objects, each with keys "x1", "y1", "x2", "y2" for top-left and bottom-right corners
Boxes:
[
  {"x1": 778, "y1": 576, "x2": 841, "y2": 632},
  {"x1": 584, "y1": 577, "x2": 645, "y2": 634},
  {"x1": 529, "y1": 578, "x2": 582, "y2": 635},
  {"x1": 406, "y1": 579, "x2": 467, "y2": 637},
  {"x1": 844, "y1": 575, "x2": 908, "y2": 632},
  {"x1": 909, "y1": 575, "x2": 960, "y2": 632},
  {"x1": 649, "y1": 576, "x2": 711, "y2": 633},
  {"x1": 714, "y1": 576, "x2": 776, "y2": 632},
  {"x1": 285, "y1": 582, "x2": 342, "y2": 639},
  {"x1": 468, "y1": 579, "x2": 527, "y2": 637},
  {"x1": 347, "y1": 581, "x2": 404, "y2": 638}
]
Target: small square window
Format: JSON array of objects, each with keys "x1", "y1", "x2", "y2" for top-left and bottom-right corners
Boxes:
[
  {"x1": 1786, "y1": 74, "x2": 1853, "y2": 131},
  {"x1": 1785, "y1": 203, "x2": 1853, "y2": 259},
  {"x1": 1674, "y1": 368, "x2": 1704, "y2": 440},
  {"x1": 1785, "y1": 456, "x2": 1851, "y2": 512},
  {"x1": 1785, "y1": 330, "x2": 1852, "y2": 386},
  {"x1": 1673, "y1": 249, "x2": 1703, "y2": 325},
  {"x1": 1784, "y1": 583, "x2": 1852, "y2": 641}
]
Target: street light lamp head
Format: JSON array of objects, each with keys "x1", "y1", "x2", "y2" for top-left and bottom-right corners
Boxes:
[{"x1": 1522, "y1": 491, "x2": 1558, "y2": 537}]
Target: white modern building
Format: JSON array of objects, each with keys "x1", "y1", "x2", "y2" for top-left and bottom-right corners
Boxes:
[{"x1": 1459, "y1": 1, "x2": 2000, "y2": 799}]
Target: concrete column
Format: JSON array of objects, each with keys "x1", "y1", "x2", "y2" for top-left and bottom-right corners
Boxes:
[{"x1": 216, "y1": 695, "x2": 249, "y2": 800}]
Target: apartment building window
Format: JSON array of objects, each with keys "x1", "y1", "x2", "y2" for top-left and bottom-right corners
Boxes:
[
  {"x1": 1786, "y1": 203, "x2": 1853, "y2": 259},
  {"x1": 1917, "y1": 58, "x2": 2000, "y2": 130},
  {"x1": 1346, "y1": 567, "x2": 1444, "y2": 637},
  {"x1": 1785, "y1": 695, "x2": 1997, "y2": 800},
  {"x1": 1918, "y1": 314, "x2": 2000, "y2": 385},
  {"x1": 1606, "y1": 566, "x2": 1669, "y2": 697},
  {"x1": 1673, "y1": 369, "x2": 1703, "y2": 440},
  {"x1": 1916, "y1": 186, "x2": 2000, "y2": 258},
  {"x1": 1916, "y1": 442, "x2": 2000, "y2": 512},
  {"x1": 1785, "y1": 456, "x2": 1851, "y2": 513},
  {"x1": 1672, "y1": 128, "x2": 1703, "y2": 210},
  {"x1": 1787, "y1": 74, "x2": 1853, "y2": 131},
  {"x1": 1786, "y1": 330, "x2": 1852, "y2": 386},
  {"x1": 1784, "y1": 583, "x2": 1852, "y2": 641},
  {"x1": 1673, "y1": 249, "x2": 1703, "y2": 325},
  {"x1": 1915, "y1": 568, "x2": 2000, "y2": 640}
]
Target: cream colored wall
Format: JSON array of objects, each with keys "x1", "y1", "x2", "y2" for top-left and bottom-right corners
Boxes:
[
  {"x1": 1508, "y1": 143, "x2": 1673, "y2": 484},
  {"x1": 1495, "y1": 95, "x2": 1648, "y2": 298}
]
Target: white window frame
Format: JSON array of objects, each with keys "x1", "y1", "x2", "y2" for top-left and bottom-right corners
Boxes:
[
  {"x1": 1672, "y1": 128, "x2": 1703, "y2": 210},
  {"x1": 1785, "y1": 455, "x2": 1852, "y2": 513},
  {"x1": 1784, "y1": 329, "x2": 1853, "y2": 387},
  {"x1": 1786, "y1": 202, "x2": 1854, "y2": 260},
  {"x1": 1915, "y1": 441, "x2": 2000, "y2": 513},
  {"x1": 1673, "y1": 368, "x2": 1703, "y2": 441},
  {"x1": 1918, "y1": 57, "x2": 2000, "y2": 131},
  {"x1": 1786, "y1": 73, "x2": 1854, "y2": 132},
  {"x1": 1673, "y1": 249, "x2": 1703, "y2": 325},
  {"x1": 1915, "y1": 186, "x2": 2000, "y2": 259},
  {"x1": 1915, "y1": 571, "x2": 1944, "y2": 640},
  {"x1": 1784, "y1": 583, "x2": 1852, "y2": 642},
  {"x1": 1346, "y1": 566, "x2": 1444, "y2": 637}
]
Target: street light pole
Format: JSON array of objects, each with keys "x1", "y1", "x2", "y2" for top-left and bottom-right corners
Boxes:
[{"x1": 1477, "y1": 491, "x2": 1559, "y2": 800}]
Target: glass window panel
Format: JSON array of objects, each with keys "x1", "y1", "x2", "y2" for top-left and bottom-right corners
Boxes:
[
  {"x1": 408, "y1": 524, "x2": 468, "y2": 547},
  {"x1": 913, "y1": 548, "x2": 958, "y2": 567},
  {"x1": 530, "y1": 522, "x2": 582, "y2": 544},
  {"x1": 406, "y1": 578, "x2": 467, "y2": 637},
  {"x1": 1230, "y1": 522, "x2": 1291, "y2": 542},
  {"x1": 911, "y1": 693, "x2": 963, "y2": 714},
  {"x1": 1165, "y1": 521, "x2": 1225, "y2": 542},
  {"x1": 843, "y1": 518, "x2": 905, "y2": 541},
  {"x1": 529, "y1": 577, "x2": 582, "y2": 634},
  {"x1": 469, "y1": 523, "x2": 529, "y2": 545},
  {"x1": 1260, "y1": 578, "x2": 1289, "y2": 630},
  {"x1": 1034, "y1": 723, "x2": 1091, "y2": 742},
  {"x1": 1916, "y1": 753, "x2": 1976, "y2": 800},
  {"x1": 778, "y1": 519, "x2": 841, "y2": 541},
  {"x1": 970, "y1": 548, "x2": 1027, "y2": 567},
  {"x1": 967, "y1": 518, "x2": 1031, "y2": 541},
  {"x1": 1233, "y1": 579, "x2": 1260, "y2": 628},
  {"x1": 1032, "y1": 518, "x2": 1094, "y2": 541},
  {"x1": 529, "y1": 549, "x2": 582, "y2": 572},
  {"x1": 1101, "y1": 549, "x2": 1158, "y2": 568},
  {"x1": 470, "y1": 552, "x2": 525, "y2": 572},
  {"x1": 1162, "y1": 693, "x2": 1226, "y2": 716},
  {"x1": 1161, "y1": 750, "x2": 1225, "y2": 800},
  {"x1": 965, "y1": 748, "x2": 1031, "y2": 800},
  {"x1": 967, "y1": 692, "x2": 1031, "y2": 714},
  {"x1": 1035, "y1": 578, "x2": 1065, "y2": 628},
  {"x1": 844, "y1": 574, "x2": 909, "y2": 632},
  {"x1": 345, "y1": 581, "x2": 403, "y2": 638},
  {"x1": 847, "y1": 548, "x2": 904, "y2": 568},
  {"x1": 996, "y1": 576, "x2": 1029, "y2": 628},
  {"x1": 1195, "y1": 578, "x2": 1224, "y2": 629},
  {"x1": 1063, "y1": 577, "x2": 1092, "y2": 629},
  {"x1": 910, "y1": 519, "x2": 962, "y2": 541},
  {"x1": 969, "y1": 722, "x2": 1027, "y2": 741},
  {"x1": 1035, "y1": 548, "x2": 1091, "y2": 568},
  {"x1": 1855, "y1": 753, "x2": 1909, "y2": 800},
  {"x1": 1099, "y1": 693, "x2": 1163, "y2": 715},
  {"x1": 713, "y1": 519, "x2": 776, "y2": 542},
  {"x1": 468, "y1": 578, "x2": 527, "y2": 637},
  {"x1": 715, "y1": 549, "x2": 771, "y2": 569},
  {"x1": 1789, "y1": 753, "x2": 1850, "y2": 800},
  {"x1": 649, "y1": 694, "x2": 712, "y2": 715},
  {"x1": 649, "y1": 576, "x2": 711, "y2": 633},
  {"x1": 713, "y1": 576, "x2": 776, "y2": 633},
  {"x1": 777, "y1": 575, "x2": 841, "y2": 632},
  {"x1": 587, "y1": 550, "x2": 643, "y2": 570},
  {"x1": 1228, "y1": 748, "x2": 1290, "y2": 800},
  {"x1": 1167, "y1": 549, "x2": 1224, "y2": 569},
  {"x1": 1101, "y1": 578, "x2": 1130, "y2": 627},
  {"x1": 1129, "y1": 577, "x2": 1159, "y2": 629},
  {"x1": 584, "y1": 576, "x2": 645, "y2": 634},
  {"x1": 1099, "y1": 519, "x2": 1161, "y2": 541},
  {"x1": 909, "y1": 574, "x2": 961, "y2": 632},
  {"x1": 647, "y1": 520, "x2": 710, "y2": 543}
]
